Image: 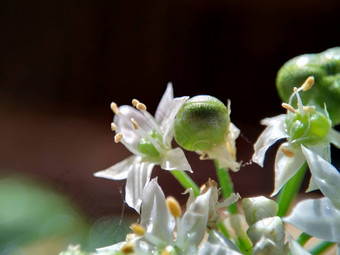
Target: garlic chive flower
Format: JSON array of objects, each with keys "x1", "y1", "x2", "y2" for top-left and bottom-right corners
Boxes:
[
  {"x1": 97, "y1": 178, "x2": 240, "y2": 255},
  {"x1": 94, "y1": 83, "x2": 192, "y2": 213},
  {"x1": 252, "y1": 76, "x2": 340, "y2": 196},
  {"x1": 174, "y1": 96, "x2": 241, "y2": 171}
]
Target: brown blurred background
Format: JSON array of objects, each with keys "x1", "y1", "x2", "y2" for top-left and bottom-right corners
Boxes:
[{"x1": 1, "y1": 0, "x2": 340, "y2": 221}]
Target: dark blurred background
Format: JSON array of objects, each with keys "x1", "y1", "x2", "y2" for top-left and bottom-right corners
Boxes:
[{"x1": 1, "y1": 0, "x2": 340, "y2": 252}]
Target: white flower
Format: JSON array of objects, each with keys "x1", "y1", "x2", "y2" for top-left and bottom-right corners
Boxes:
[
  {"x1": 252, "y1": 77, "x2": 340, "y2": 196},
  {"x1": 97, "y1": 178, "x2": 240, "y2": 255},
  {"x1": 284, "y1": 145, "x2": 340, "y2": 251},
  {"x1": 94, "y1": 83, "x2": 192, "y2": 212}
]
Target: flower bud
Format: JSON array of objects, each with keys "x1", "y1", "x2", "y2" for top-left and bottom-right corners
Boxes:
[
  {"x1": 242, "y1": 196, "x2": 278, "y2": 226},
  {"x1": 174, "y1": 95, "x2": 230, "y2": 151},
  {"x1": 276, "y1": 47, "x2": 340, "y2": 125}
]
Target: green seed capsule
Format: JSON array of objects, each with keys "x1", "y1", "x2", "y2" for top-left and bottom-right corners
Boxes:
[
  {"x1": 137, "y1": 131, "x2": 161, "y2": 158},
  {"x1": 174, "y1": 95, "x2": 230, "y2": 151},
  {"x1": 276, "y1": 47, "x2": 340, "y2": 125},
  {"x1": 285, "y1": 110, "x2": 331, "y2": 146}
]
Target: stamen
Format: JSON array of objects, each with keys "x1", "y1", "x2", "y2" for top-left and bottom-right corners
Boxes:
[
  {"x1": 130, "y1": 118, "x2": 139, "y2": 129},
  {"x1": 136, "y1": 102, "x2": 147, "y2": 111},
  {"x1": 132, "y1": 99, "x2": 139, "y2": 107},
  {"x1": 114, "y1": 133, "x2": 123, "y2": 143},
  {"x1": 110, "y1": 102, "x2": 120, "y2": 115},
  {"x1": 120, "y1": 243, "x2": 134, "y2": 254},
  {"x1": 166, "y1": 196, "x2": 182, "y2": 218},
  {"x1": 293, "y1": 87, "x2": 298, "y2": 92},
  {"x1": 301, "y1": 76, "x2": 314, "y2": 91},
  {"x1": 281, "y1": 147, "x2": 294, "y2": 157},
  {"x1": 130, "y1": 223, "x2": 145, "y2": 236},
  {"x1": 303, "y1": 105, "x2": 316, "y2": 113},
  {"x1": 161, "y1": 250, "x2": 171, "y2": 255},
  {"x1": 282, "y1": 103, "x2": 296, "y2": 113},
  {"x1": 111, "y1": 122, "x2": 117, "y2": 131}
]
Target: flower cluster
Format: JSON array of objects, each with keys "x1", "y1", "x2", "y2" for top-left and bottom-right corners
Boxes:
[{"x1": 61, "y1": 47, "x2": 340, "y2": 255}]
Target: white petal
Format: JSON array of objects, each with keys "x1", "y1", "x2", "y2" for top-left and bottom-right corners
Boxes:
[
  {"x1": 218, "y1": 193, "x2": 241, "y2": 209},
  {"x1": 182, "y1": 188, "x2": 196, "y2": 210},
  {"x1": 155, "y1": 82, "x2": 174, "y2": 125},
  {"x1": 329, "y1": 128, "x2": 340, "y2": 149},
  {"x1": 161, "y1": 96, "x2": 189, "y2": 147},
  {"x1": 125, "y1": 161, "x2": 154, "y2": 213},
  {"x1": 251, "y1": 236, "x2": 282, "y2": 255},
  {"x1": 176, "y1": 189, "x2": 211, "y2": 249},
  {"x1": 160, "y1": 147, "x2": 193, "y2": 172},
  {"x1": 271, "y1": 143, "x2": 305, "y2": 197},
  {"x1": 288, "y1": 235, "x2": 312, "y2": 255},
  {"x1": 198, "y1": 242, "x2": 243, "y2": 255},
  {"x1": 306, "y1": 176, "x2": 318, "y2": 193},
  {"x1": 284, "y1": 197, "x2": 340, "y2": 243},
  {"x1": 96, "y1": 241, "x2": 125, "y2": 252},
  {"x1": 115, "y1": 105, "x2": 152, "y2": 151},
  {"x1": 307, "y1": 143, "x2": 331, "y2": 162},
  {"x1": 252, "y1": 114, "x2": 287, "y2": 167},
  {"x1": 301, "y1": 145, "x2": 340, "y2": 209},
  {"x1": 140, "y1": 179, "x2": 175, "y2": 245},
  {"x1": 205, "y1": 230, "x2": 241, "y2": 252},
  {"x1": 94, "y1": 155, "x2": 138, "y2": 180}
]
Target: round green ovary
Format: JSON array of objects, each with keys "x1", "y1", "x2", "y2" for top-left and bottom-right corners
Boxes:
[
  {"x1": 286, "y1": 111, "x2": 331, "y2": 145},
  {"x1": 137, "y1": 132, "x2": 161, "y2": 158},
  {"x1": 174, "y1": 95, "x2": 230, "y2": 151}
]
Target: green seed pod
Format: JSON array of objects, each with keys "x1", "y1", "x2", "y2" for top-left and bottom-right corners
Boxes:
[
  {"x1": 137, "y1": 131, "x2": 161, "y2": 158},
  {"x1": 174, "y1": 95, "x2": 230, "y2": 151},
  {"x1": 285, "y1": 109, "x2": 331, "y2": 146},
  {"x1": 276, "y1": 47, "x2": 340, "y2": 125}
]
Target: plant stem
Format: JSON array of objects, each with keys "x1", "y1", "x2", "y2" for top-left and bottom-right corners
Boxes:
[
  {"x1": 170, "y1": 170, "x2": 200, "y2": 196},
  {"x1": 297, "y1": 233, "x2": 312, "y2": 247},
  {"x1": 214, "y1": 160, "x2": 252, "y2": 254},
  {"x1": 218, "y1": 222, "x2": 231, "y2": 239},
  {"x1": 309, "y1": 241, "x2": 335, "y2": 255},
  {"x1": 276, "y1": 162, "x2": 307, "y2": 217},
  {"x1": 214, "y1": 160, "x2": 237, "y2": 214}
]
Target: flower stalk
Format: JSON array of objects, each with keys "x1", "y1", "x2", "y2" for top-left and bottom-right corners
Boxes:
[{"x1": 170, "y1": 170, "x2": 200, "y2": 196}]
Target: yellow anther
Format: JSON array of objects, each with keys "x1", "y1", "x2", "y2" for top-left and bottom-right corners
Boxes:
[
  {"x1": 132, "y1": 99, "x2": 139, "y2": 107},
  {"x1": 114, "y1": 133, "x2": 123, "y2": 143},
  {"x1": 136, "y1": 102, "x2": 147, "y2": 111},
  {"x1": 110, "y1": 102, "x2": 120, "y2": 115},
  {"x1": 111, "y1": 122, "x2": 117, "y2": 131},
  {"x1": 130, "y1": 223, "x2": 145, "y2": 236},
  {"x1": 131, "y1": 118, "x2": 139, "y2": 130},
  {"x1": 293, "y1": 87, "x2": 298, "y2": 92},
  {"x1": 281, "y1": 147, "x2": 294, "y2": 157},
  {"x1": 166, "y1": 196, "x2": 182, "y2": 218},
  {"x1": 161, "y1": 250, "x2": 171, "y2": 255},
  {"x1": 301, "y1": 76, "x2": 314, "y2": 91},
  {"x1": 282, "y1": 103, "x2": 296, "y2": 113},
  {"x1": 120, "y1": 243, "x2": 134, "y2": 254}
]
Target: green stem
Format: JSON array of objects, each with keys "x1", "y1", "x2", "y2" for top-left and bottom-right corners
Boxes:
[
  {"x1": 170, "y1": 170, "x2": 200, "y2": 196},
  {"x1": 297, "y1": 233, "x2": 312, "y2": 247},
  {"x1": 214, "y1": 160, "x2": 237, "y2": 214},
  {"x1": 277, "y1": 162, "x2": 307, "y2": 217},
  {"x1": 309, "y1": 241, "x2": 335, "y2": 255},
  {"x1": 214, "y1": 160, "x2": 252, "y2": 254},
  {"x1": 218, "y1": 222, "x2": 231, "y2": 239}
]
